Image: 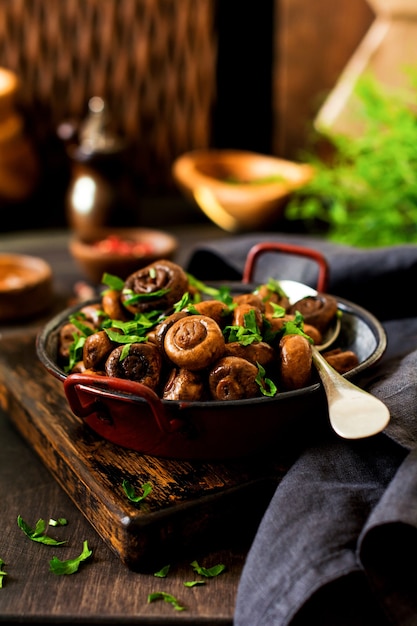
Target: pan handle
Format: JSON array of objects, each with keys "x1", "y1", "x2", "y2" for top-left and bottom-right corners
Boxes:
[
  {"x1": 242, "y1": 242, "x2": 329, "y2": 292},
  {"x1": 64, "y1": 373, "x2": 184, "y2": 434}
]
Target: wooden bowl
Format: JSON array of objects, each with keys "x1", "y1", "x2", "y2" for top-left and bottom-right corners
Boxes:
[
  {"x1": 0, "y1": 67, "x2": 18, "y2": 122},
  {"x1": 172, "y1": 149, "x2": 314, "y2": 231},
  {"x1": 0, "y1": 253, "x2": 53, "y2": 322},
  {"x1": 69, "y1": 227, "x2": 178, "y2": 284}
]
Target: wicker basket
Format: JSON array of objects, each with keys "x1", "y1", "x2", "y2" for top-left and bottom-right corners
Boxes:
[{"x1": 0, "y1": 0, "x2": 218, "y2": 192}]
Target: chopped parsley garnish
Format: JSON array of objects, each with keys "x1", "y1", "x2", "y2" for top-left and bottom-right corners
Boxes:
[
  {"x1": 223, "y1": 309, "x2": 263, "y2": 345},
  {"x1": 102, "y1": 273, "x2": 125, "y2": 291},
  {"x1": 190, "y1": 560, "x2": 226, "y2": 577},
  {"x1": 184, "y1": 580, "x2": 206, "y2": 587},
  {"x1": 122, "y1": 480, "x2": 152, "y2": 503},
  {"x1": 255, "y1": 277, "x2": 289, "y2": 300},
  {"x1": 65, "y1": 333, "x2": 86, "y2": 373},
  {"x1": 49, "y1": 540, "x2": 92, "y2": 575},
  {"x1": 256, "y1": 362, "x2": 277, "y2": 397},
  {"x1": 121, "y1": 287, "x2": 169, "y2": 306},
  {"x1": 173, "y1": 292, "x2": 199, "y2": 313},
  {"x1": 0, "y1": 559, "x2": 7, "y2": 588},
  {"x1": 282, "y1": 311, "x2": 312, "y2": 342},
  {"x1": 17, "y1": 515, "x2": 67, "y2": 546},
  {"x1": 147, "y1": 591, "x2": 185, "y2": 611},
  {"x1": 48, "y1": 518, "x2": 68, "y2": 527},
  {"x1": 154, "y1": 564, "x2": 170, "y2": 578},
  {"x1": 186, "y1": 273, "x2": 223, "y2": 298},
  {"x1": 268, "y1": 302, "x2": 287, "y2": 318}
]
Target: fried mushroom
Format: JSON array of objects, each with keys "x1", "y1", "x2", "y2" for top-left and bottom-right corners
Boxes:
[
  {"x1": 288, "y1": 294, "x2": 338, "y2": 334},
  {"x1": 162, "y1": 367, "x2": 207, "y2": 401},
  {"x1": 208, "y1": 356, "x2": 260, "y2": 401},
  {"x1": 322, "y1": 348, "x2": 359, "y2": 374},
  {"x1": 224, "y1": 340, "x2": 276, "y2": 368},
  {"x1": 192, "y1": 300, "x2": 230, "y2": 327},
  {"x1": 105, "y1": 341, "x2": 163, "y2": 391},
  {"x1": 279, "y1": 334, "x2": 313, "y2": 391},
  {"x1": 121, "y1": 259, "x2": 188, "y2": 315},
  {"x1": 164, "y1": 315, "x2": 225, "y2": 371},
  {"x1": 83, "y1": 330, "x2": 115, "y2": 370}
]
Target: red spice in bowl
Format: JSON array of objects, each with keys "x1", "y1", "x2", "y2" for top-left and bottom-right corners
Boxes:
[
  {"x1": 92, "y1": 235, "x2": 155, "y2": 256},
  {"x1": 69, "y1": 228, "x2": 178, "y2": 284}
]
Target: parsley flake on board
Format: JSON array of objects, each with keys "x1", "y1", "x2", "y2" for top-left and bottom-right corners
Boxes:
[
  {"x1": 48, "y1": 518, "x2": 68, "y2": 527},
  {"x1": 0, "y1": 559, "x2": 7, "y2": 588},
  {"x1": 190, "y1": 560, "x2": 226, "y2": 577},
  {"x1": 122, "y1": 480, "x2": 152, "y2": 503},
  {"x1": 147, "y1": 591, "x2": 186, "y2": 611},
  {"x1": 183, "y1": 580, "x2": 206, "y2": 587},
  {"x1": 17, "y1": 515, "x2": 67, "y2": 546},
  {"x1": 154, "y1": 564, "x2": 170, "y2": 578},
  {"x1": 49, "y1": 540, "x2": 92, "y2": 575}
]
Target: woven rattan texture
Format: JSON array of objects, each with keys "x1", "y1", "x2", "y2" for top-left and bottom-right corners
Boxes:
[{"x1": 0, "y1": 0, "x2": 217, "y2": 190}]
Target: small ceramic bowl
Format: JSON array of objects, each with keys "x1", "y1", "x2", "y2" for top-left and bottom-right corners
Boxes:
[
  {"x1": 172, "y1": 149, "x2": 314, "y2": 231},
  {"x1": 69, "y1": 227, "x2": 178, "y2": 284},
  {"x1": 0, "y1": 253, "x2": 53, "y2": 322}
]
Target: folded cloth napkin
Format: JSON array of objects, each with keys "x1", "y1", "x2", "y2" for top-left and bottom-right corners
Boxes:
[
  {"x1": 185, "y1": 233, "x2": 417, "y2": 626},
  {"x1": 187, "y1": 233, "x2": 417, "y2": 321}
]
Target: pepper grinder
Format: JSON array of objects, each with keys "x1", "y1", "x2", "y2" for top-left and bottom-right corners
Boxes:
[{"x1": 63, "y1": 96, "x2": 137, "y2": 240}]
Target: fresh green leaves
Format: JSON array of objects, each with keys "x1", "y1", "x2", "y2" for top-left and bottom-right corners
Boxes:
[
  {"x1": 122, "y1": 480, "x2": 152, "y2": 503},
  {"x1": 49, "y1": 540, "x2": 92, "y2": 575},
  {"x1": 281, "y1": 311, "x2": 312, "y2": 342},
  {"x1": 186, "y1": 274, "x2": 223, "y2": 298},
  {"x1": 223, "y1": 309, "x2": 263, "y2": 345},
  {"x1": 17, "y1": 515, "x2": 67, "y2": 546},
  {"x1": 154, "y1": 564, "x2": 170, "y2": 578},
  {"x1": 256, "y1": 363, "x2": 277, "y2": 397},
  {"x1": 122, "y1": 287, "x2": 169, "y2": 306},
  {"x1": 190, "y1": 560, "x2": 226, "y2": 578},
  {"x1": 148, "y1": 559, "x2": 226, "y2": 612},
  {"x1": 285, "y1": 69, "x2": 417, "y2": 247},
  {"x1": 0, "y1": 559, "x2": 7, "y2": 588},
  {"x1": 17, "y1": 515, "x2": 92, "y2": 576},
  {"x1": 48, "y1": 517, "x2": 68, "y2": 527},
  {"x1": 147, "y1": 591, "x2": 186, "y2": 611},
  {"x1": 183, "y1": 580, "x2": 206, "y2": 587},
  {"x1": 102, "y1": 273, "x2": 125, "y2": 291}
]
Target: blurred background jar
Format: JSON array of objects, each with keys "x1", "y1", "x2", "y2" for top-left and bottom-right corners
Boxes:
[
  {"x1": 60, "y1": 96, "x2": 138, "y2": 240},
  {"x1": 0, "y1": 68, "x2": 40, "y2": 211}
]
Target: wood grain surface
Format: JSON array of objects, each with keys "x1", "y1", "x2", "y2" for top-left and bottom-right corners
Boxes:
[
  {"x1": 0, "y1": 404, "x2": 247, "y2": 624},
  {"x1": 0, "y1": 225, "x2": 268, "y2": 624},
  {"x1": 0, "y1": 330, "x2": 292, "y2": 575}
]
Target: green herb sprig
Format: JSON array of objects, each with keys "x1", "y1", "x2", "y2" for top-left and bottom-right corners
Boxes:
[{"x1": 286, "y1": 68, "x2": 417, "y2": 247}]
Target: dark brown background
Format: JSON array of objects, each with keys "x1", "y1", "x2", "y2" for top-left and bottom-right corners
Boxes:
[{"x1": 0, "y1": 0, "x2": 374, "y2": 230}]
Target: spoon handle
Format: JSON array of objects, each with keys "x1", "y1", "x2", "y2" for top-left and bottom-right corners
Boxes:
[{"x1": 312, "y1": 347, "x2": 390, "y2": 439}]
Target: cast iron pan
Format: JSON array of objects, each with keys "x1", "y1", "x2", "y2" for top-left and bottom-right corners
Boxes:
[{"x1": 36, "y1": 242, "x2": 386, "y2": 460}]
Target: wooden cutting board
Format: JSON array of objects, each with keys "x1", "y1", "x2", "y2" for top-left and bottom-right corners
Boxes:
[{"x1": 0, "y1": 330, "x2": 293, "y2": 572}]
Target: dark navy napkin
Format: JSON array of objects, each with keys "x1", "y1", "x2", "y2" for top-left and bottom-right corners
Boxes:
[
  {"x1": 185, "y1": 234, "x2": 417, "y2": 626},
  {"x1": 187, "y1": 233, "x2": 417, "y2": 321}
]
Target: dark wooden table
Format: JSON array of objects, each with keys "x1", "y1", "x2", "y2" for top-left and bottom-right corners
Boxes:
[{"x1": 0, "y1": 225, "x2": 288, "y2": 624}]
